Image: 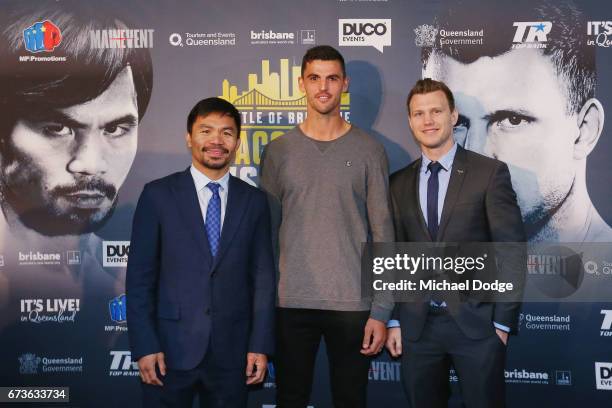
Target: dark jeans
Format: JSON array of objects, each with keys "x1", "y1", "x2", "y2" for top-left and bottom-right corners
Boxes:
[{"x1": 275, "y1": 307, "x2": 371, "y2": 408}]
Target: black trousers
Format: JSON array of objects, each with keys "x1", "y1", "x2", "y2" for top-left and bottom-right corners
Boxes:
[
  {"x1": 401, "y1": 308, "x2": 507, "y2": 408},
  {"x1": 275, "y1": 308, "x2": 371, "y2": 408},
  {"x1": 141, "y1": 348, "x2": 248, "y2": 408}
]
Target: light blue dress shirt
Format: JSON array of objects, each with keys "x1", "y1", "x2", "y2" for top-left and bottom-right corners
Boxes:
[{"x1": 190, "y1": 165, "x2": 230, "y2": 231}]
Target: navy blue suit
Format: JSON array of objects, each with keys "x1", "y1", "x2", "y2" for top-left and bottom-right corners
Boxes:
[{"x1": 126, "y1": 169, "x2": 275, "y2": 406}]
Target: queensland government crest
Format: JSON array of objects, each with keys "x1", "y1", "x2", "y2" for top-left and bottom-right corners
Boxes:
[
  {"x1": 19, "y1": 353, "x2": 41, "y2": 374},
  {"x1": 414, "y1": 24, "x2": 439, "y2": 47}
]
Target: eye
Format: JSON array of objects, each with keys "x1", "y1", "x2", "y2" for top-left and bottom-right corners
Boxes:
[
  {"x1": 486, "y1": 110, "x2": 536, "y2": 131},
  {"x1": 104, "y1": 124, "x2": 130, "y2": 138},
  {"x1": 42, "y1": 123, "x2": 73, "y2": 137}
]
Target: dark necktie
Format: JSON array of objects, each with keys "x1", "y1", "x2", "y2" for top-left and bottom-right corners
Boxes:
[
  {"x1": 427, "y1": 161, "x2": 443, "y2": 241},
  {"x1": 205, "y1": 182, "x2": 221, "y2": 257}
]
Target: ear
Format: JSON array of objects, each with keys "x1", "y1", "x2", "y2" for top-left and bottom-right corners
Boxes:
[
  {"x1": 574, "y1": 98, "x2": 604, "y2": 160},
  {"x1": 451, "y1": 108, "x2": 459, "y2": 127},
  {"x1": 185, "y1": 132, "x2": 192, "y2": 148},
  {"x1": 298, "y1": 76, "x2": 305, "y2": 94},
  {"x1": 342, "y1": 75, "x2": 349, "y2": 93}
]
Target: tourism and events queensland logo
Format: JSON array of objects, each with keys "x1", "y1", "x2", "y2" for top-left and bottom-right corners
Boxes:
[
  {"x1": 23, "y1": 20, "x2": 61, "y2": 53},
  {"x1": 219, "y1": 58, "x2": 350, "y2": 185}
]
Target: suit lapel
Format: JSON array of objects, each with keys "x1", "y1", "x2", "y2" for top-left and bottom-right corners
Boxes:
[
  {"x1": 172, "y1": 168, "x2": 213, "y2": 268},
  {"x1": 406, "y1": 159, "x2": 431, "y2": 240},
  {"x1": 211, "y1": 175, "x2": 249, "y2": 272},
  {"x1": 437, "y1": 146, "x2": 467, "y2": 241}
]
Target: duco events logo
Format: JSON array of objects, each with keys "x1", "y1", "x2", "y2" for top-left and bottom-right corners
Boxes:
[
  {"x1": 103, "y1": 241, "x2": 130, "y2": 267},
  {"x1": 109, "y1": 351, "x2": 139, "y2": 377},
  {"x1": 20, "y1": 298, "x2": 80, "y2": 324},
  {"x1": 105, "y1": 294, "x2": 128, "y2": 333},
  {"x1": 90, "y1": 29, "x2": 154, "y2": 49},
  {"x1": 219, "y1": 58, "x2": 351, "y2": 185},
  {"x1": 587, "y1": 21, "x2": 612, "y2": 48},
  {"x1": 512, "y1": 22, "x2": 552, "y2": 49},
  {"x1": 595, "y1": 362, "x2": 612, "y2": 390},
  {"x1": 23, "y1": 20, "x2": 61, "y2": 53},
  {"x1": 18, "y1": 353, "x2": 83, "y2": 374},
  {"x1": 338, "y1": 19, "x2": 391, "y2": 53}
]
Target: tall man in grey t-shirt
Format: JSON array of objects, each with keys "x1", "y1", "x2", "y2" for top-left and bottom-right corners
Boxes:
[{"x1": 260, "y1": 45, "x2": 394, "y2": 408}]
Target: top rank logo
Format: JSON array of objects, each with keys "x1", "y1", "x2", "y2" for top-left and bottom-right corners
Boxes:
[
  {"x1": 512, "y1": 22, "x2": 552, "y2": 49},
  {"x1": 23, "y1": 20, "x2": 62, "y2": 53}
]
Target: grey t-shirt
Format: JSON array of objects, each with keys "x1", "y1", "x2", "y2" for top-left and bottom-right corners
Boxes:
[{"x1": 260, "y1": 125, "x2": 394, "y2": 321}]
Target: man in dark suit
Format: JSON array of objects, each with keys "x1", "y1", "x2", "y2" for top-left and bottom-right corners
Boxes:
[
  {"x1": 385, "y1": 79, "x2": 525, "y2": 408},
  {"x1": 126, "y1": 97, "x2": 275, "y2": 407}
]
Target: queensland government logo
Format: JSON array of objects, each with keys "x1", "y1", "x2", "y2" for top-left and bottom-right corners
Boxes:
[
  {"x1": 414, "y1": 24, "x2": 439, "y2": 47},
  {"x1": 219, "y1": 58, "x2": 351, "y2": 185},
  {"x1": 19, "y1": 353, "x2": 83, "y2": 374},
  {"x1": 512, "y1": 21, "x2": 552, "y2": 49},
  {"x1": 588, "y1": 21, "x2": 612, "y2": 48},
  {"x1": 19, "y1": 353, "x2": 42, "y2": 374}
]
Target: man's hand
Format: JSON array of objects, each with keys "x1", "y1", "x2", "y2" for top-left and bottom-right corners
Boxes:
[
  {"x1": 385, "y1": 327, "x2": 402, "y2": 357},
  {"x1": 246, "y1": 353, "x2": 268, "y2": 385},
  {"x1": 495, "y1": 328, "x2": 508, "y2": 346},
  {"x1": 361, "y1": 318, "x2": 387, "y2": 355},
  {"x1": 138, "y1": 352, "x2": 166, "y2": 386}
]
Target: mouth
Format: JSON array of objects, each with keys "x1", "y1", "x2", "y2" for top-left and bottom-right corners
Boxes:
[
  {"x1": 203, "y1": 147, "x2": 229, "y2": 159},
  {"x1": 316, "y1": 93, "x2": 332, "y2": 102},
  {"x1": 63, "y1": 191, "x2": 107, "y2": 208},
  {"x1": 422, "y1": 128, "x2": 439, "y2": 134}
]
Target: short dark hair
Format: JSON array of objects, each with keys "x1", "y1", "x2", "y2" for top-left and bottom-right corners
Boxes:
[
  {"x1": 422, "y1": 0, "x2": 594, "y2": 114},
  {"x1": 187, "y1": 97, "x2": 241, "y2": 136},
  {"x1": 301, "y1": 45, "x2": 346, "y2": 77},
  {"x1": 406, "y1": 78, "x2": 455, "y2": 114},
  {"x1": 0, "y1": 1, "x2": 153, "y2": 137}
]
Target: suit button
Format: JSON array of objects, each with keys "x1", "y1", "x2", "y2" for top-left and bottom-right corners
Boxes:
[{"x1": 205, "y1": 308, "x2": 211, "y2": 315}]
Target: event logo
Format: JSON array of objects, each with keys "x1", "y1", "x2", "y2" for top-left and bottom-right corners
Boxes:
[
  {"x1": 102, "y1": 241, "x2": 130, "y2": 267},
  {"x1": 109, "y1": 351, "x2": 139, "y2": 376},
  {"x1": 23, "y1": 21, "x2": 62, "y2": 53},
  {"x1": 414, "y1": 24, "x2": 439, "y2": 47},
  {"x1": 527, "y1": 246, "x2": 584, "y2": 298},
  {"x1": 339, "y1": 19, "x2": 391, "y2": 53},
  {"x1": 20, "y1": 298, "x2": 80, "y2": 324},
  {"x1": 263, "y1": 362, "x2": 276, "y2": 389},
  {"x1": 587, "y1": 21, "x2": 612, "y2": 48},
  {"x1": 19, "y1": 353, "x2": 42, "y2": 374},
  {"x1": 19, "y1": 353, "x2": 83, "y2": 374},
  {"x1": 251, "y1": 29, "x2": 295, "y2": 45},
  {"x1": 18, "y1": 251, "x2": 61, "y2": 266},
  {"x1": 556, "y1": 370, "x2": 572, "y2": 386},
  {"x1": 66, "y1": 250, "x2": 81, "y2": 265},
  {"x1": 169, "y1": 31, "x2": 236, "y2": 47},
  {"x1": 518, "y1": 313, "x2": 571, "y2": 332},
  {"x1": 300, "y1": 30, "x2": 316, "y2": 45},
  {"x1": 90, "y1": 29, "x2": 154, "y2": 49},
  {"x1": 512, "y1": 22, "x2": 552, "y2": 49},
  {"x1": 601, "y1": 310, "x2": 612, "y2": 337},
  {"x1": 505, "y1": 368, "x2": 550, "y2": 385},
  {"x1": 595, "y1": 362, "x2": 612, "y2": 390},
  {"x1": 368, "y1": 360, "x2": 401, "y2": 382},
  {"x1": 219, "y1": 58, "x2": 351, "y2": 185}
]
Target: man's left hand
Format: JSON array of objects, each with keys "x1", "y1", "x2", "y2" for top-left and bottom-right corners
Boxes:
[
  {"x1": 361, "y1": 318, "x2": 387, "y2": 355},
  {"x1": 246, "y1": 352, "x2": 268, "y2": 385},
  {"x1": 495, "y1": 328, "x2": 508, "y2": 346}
]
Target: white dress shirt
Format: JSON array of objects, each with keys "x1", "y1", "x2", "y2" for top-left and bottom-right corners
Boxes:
[{"x1": 190, "y1": 165, "x2": 230, "y2": 231}]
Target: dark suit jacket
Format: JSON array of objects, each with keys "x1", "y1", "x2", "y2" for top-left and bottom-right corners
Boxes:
[
  {"x1": 390, "y1": 146, "x2": 525, "y2": 341},
  {"x1": 126, "y1": 169, "x2": 275, "y2": 371}
]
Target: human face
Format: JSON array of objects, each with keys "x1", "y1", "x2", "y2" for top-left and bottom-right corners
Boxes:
[
  {"x1": 299, "y1": 60, "x2": 348, "y2": 116},
  {"x1": 1, "y1": 66, "x2": 138, "y2": 236},
  {"x1": 186, "y1": 112, "x2": 240, "y2": 177},
  {"x1": 425, "y1": 49, "x2": 578, "y2": 226},
  {"x1": 408, "y1": 90, "x2": 458, "y2": 158}
]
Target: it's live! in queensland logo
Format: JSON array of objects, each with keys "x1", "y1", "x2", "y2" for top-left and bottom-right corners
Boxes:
[
  {"x1": 23, "y1": 20, "x2": 62, "y2": 53},
  {"x1": 219, "y1": 58, "x2": 350, "y2": 185}
]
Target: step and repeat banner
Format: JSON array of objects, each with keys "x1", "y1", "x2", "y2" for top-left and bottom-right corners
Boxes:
[{"x1": 0, "y1": 0, "x2": 611, "y2": 406}]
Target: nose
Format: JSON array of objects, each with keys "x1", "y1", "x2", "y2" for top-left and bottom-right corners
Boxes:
[
  {"x1": 464, "y1": 121, "x2": 495, "y2": 158},
  {"x1": 423, "y1": 112, "x2": 434, "y2": 125},
  {"x1": 67, "y1": 131, "x2": 108, "y2": 176}
]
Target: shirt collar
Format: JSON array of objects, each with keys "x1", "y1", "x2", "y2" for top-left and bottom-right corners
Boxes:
[
  {"x1": 421, "y1": 142, "x2": 457, "y2": 173},
  {"x1": 190, "y1": 165, "x2": 230, "y2": 192}
]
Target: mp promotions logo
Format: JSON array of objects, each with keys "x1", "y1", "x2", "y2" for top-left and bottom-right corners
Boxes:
[
  {"x1": 512, "y1": 21, "x2": 552, "y2": 49},
  {"x1": 23, "y1": 20, "x2": 62, "y2": 53},
  {"x1": 414, "y1": 24, "x2": 438, "y2": 47},
  {"x1": 338, "y1": 19, "x2": 391, "y2": 53},
  {"x1": 19, "y1": 353, "x2": 42, "y2": 374},
  {"x1": 109, "y1": 294, "x2": 127, "y2": 323}
]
